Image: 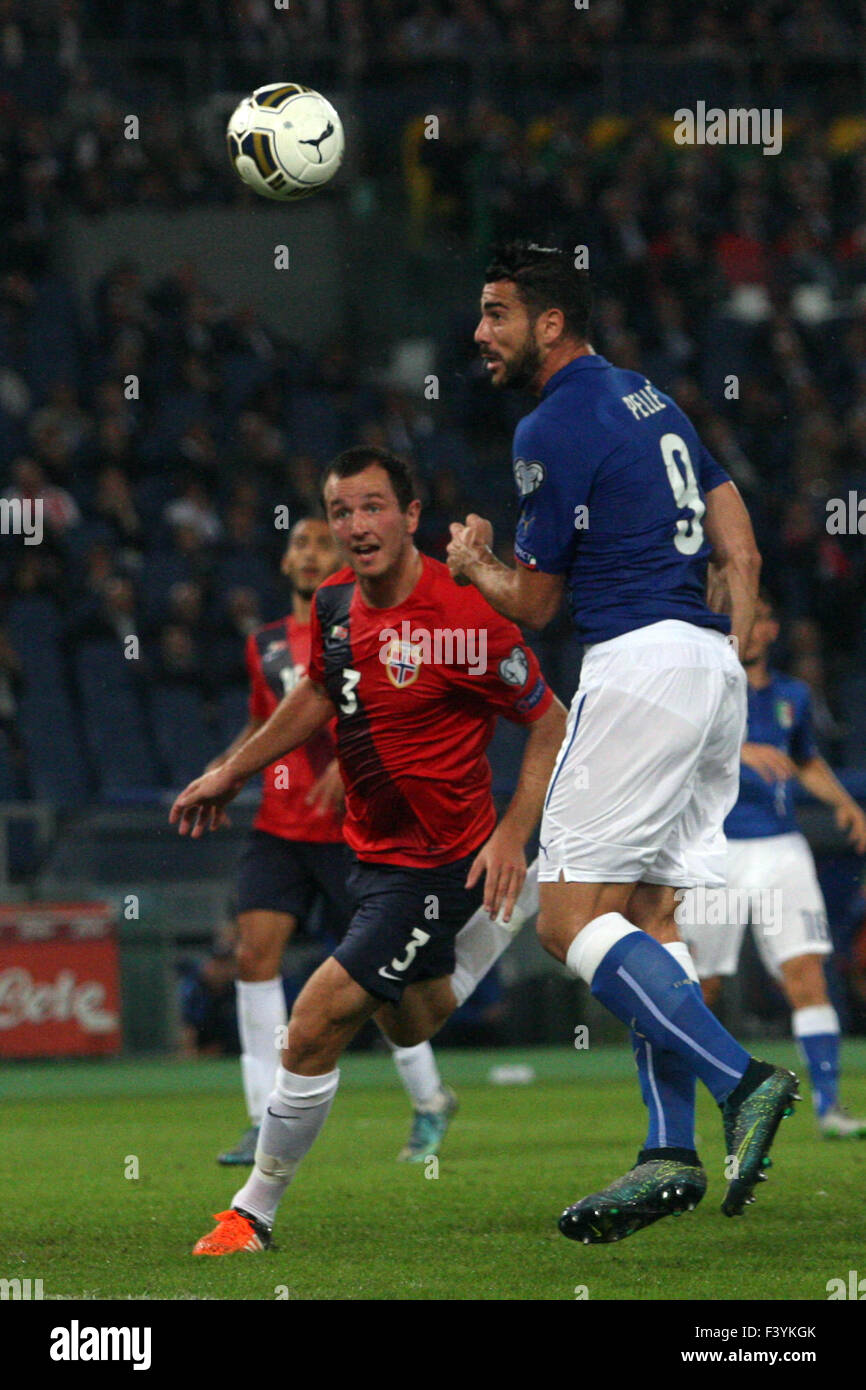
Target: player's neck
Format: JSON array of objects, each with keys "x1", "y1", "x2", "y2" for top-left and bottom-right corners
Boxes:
[
  {"x1": 746, "y1": 659, "x2": 771, "y2": 690},
  {"x1": 533, "y1": 340, "x2": 595, "y2": 394},
  {"x1": 292, "y1": 594, "x2": 312, "y2": 625},
  {"x1": 358, "y1": 546, "x2": 423, "y2": 609}
]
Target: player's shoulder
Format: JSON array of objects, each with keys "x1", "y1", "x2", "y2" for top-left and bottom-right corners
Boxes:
[
  {"x1": 312, "y1": 566, "x2": 356, "y2": 620},
  {"x1": 317, "y1": 565, "x2": 356, "y2": 591},
  {"x1": 770, "y1": 671, "x2": 812, "y2": 706},
  {"x1": 249, "y1": 616, "x2": 288, "y2": 649}
]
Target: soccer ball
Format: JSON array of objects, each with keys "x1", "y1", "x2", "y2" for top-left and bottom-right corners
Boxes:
[{"x1": 226, "y1": 83, "x2": 344, "y2": 201}]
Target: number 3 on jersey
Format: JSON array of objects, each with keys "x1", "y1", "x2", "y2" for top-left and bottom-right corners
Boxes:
[
  {"x1": 660, "y1": 432, "x2": 705, "y2": 555},
  {"x1": 339, "y1": 668, "x2": 361, "y2": 714}
]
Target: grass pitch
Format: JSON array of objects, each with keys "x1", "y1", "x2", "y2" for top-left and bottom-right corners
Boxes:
[{"x1": 3, "y1": 1043, "x2": 865, "y2": 1301}]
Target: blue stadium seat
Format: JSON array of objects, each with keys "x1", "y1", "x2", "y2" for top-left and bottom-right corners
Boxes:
[
  {"x1": 73, "y1": 639, "x2": 159, "y2": 795},
  {"x1": 149, "y1": 684, "x2": 216, "y2": 788}
]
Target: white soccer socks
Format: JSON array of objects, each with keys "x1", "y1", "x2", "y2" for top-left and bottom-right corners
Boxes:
[
  {"x1": 232, "y1": 1065, "x2": 341, "y2": 1228},
  {"x1": 236, "y1": 978, "x2": 287, "y2": 1125}
]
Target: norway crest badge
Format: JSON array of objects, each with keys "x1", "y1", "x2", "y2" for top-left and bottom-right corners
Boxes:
[{"x1": 383, "y1": 637, "x2": 423, "y2": 689}]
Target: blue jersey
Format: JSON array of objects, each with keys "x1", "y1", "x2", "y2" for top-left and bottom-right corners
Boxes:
[
  {"x1": 512, "y1": 355, "x2": 732, "y2": 645},
  {"x1": 725, "y1": 673, "x2": 818, "y2": 840}
]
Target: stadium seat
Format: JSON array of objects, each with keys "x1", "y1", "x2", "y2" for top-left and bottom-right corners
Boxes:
[
  {"x1": 73, "y1": 639, "x2": 159, "y2": 795},
  {"x1": 148, "y1": 683, "x2": 217, "y2": 787}
]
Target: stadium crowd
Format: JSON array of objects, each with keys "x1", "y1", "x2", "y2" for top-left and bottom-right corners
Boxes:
[{"x1": 1, "y1": 5, "x2": 866, "y2": 804}]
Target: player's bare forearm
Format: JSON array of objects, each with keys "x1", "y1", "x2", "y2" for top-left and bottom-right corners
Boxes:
[
  {"x1": 466, "y1": 698, "x2": 567, "y2": 920},
  {"x1": 703, "y1": 481, "x2": 761, "y2": 654},
  {"x1": 448, "y1": 529, "x2": 564, "y2": 630},
  {"x1": 206, "y1": 717, "x2": 264, "y2": 772},
  {"x1": 498, "y1": 698, "x2": 568, "y2": 844},
  {"x1": 795, "y1": 756, "x2": 866, "y2": 852},
  {"x1": 227, "y1": 676, "x2": 335, "y2": 780},
  {"x1": 797, "y1": 756, "x2": 855, "y2": 810}
]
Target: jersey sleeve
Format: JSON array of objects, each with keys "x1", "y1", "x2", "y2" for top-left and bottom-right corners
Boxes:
[
  {"x1": 513, "y1": 412, "x2": 590, "y2": 575},
  {"x1": 790, "y1": 686, "x2": 818, "y2": 762},
  {"x1": 307, "y1": 592, "x2": 326, "y2": 687},
  {"x1": 697, "y1": 442, "x2": 732, "y2": 495},
  {"x1": 246, "y1": 633, "x2": 269, "y2": 721},
  {"x1": 446, "y1": 596, "x2": 554, "y2": 725}
]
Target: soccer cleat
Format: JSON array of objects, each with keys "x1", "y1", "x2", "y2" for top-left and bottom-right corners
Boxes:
[
  {"x1": 192, "y1": 1207, "x2": 271, "y2": 1256},
  {"x1": 217, "y1": 1125, "x2": 260, "y2": 1166},
  {"x1": 818, "y1": 1105, "x2": 866, "y2": 1139},
  {"x1": 720, "y1": 1064, "x2": 800, "y2": 1217},
  {"x1": 558, "y1": 1160, "x2": 707, "y2": 1245},
  {"x1": 397, "y1": 1085, "x2": 458, "y2": 1163}
]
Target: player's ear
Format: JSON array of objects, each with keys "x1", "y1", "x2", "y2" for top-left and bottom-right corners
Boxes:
[
  {"x1": 405, "y1": 498, "x2": 422, "y2": 535},
  {"x1": 540, "y1": 307, "x2": 565, "y2": 345}
]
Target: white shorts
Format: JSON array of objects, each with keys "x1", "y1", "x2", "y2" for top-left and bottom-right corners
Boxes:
[
  {"x1": 679, "y1": 832, "x2": 831, "y2": 980},
  {"x1": 538, "y1": 619, "x2": 746, "y2": 887}
]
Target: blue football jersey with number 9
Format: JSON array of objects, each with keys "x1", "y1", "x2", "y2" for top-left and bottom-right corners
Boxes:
[{"x1": 513, "y1": 355, "x2": 732, "y2": 644}]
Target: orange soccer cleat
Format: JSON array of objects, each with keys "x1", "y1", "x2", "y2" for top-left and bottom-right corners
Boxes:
[{"x1": 192, "y1": 1208, "x2": 272, "y2": 1256}]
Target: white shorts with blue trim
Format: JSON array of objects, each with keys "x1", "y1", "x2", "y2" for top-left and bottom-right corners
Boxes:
[
  {"x1": 538, "y1": 620, "x2": 747, "y2": 887},
  {"x1": 678, "y1": 832, "x2": 830, "y2": 980}
]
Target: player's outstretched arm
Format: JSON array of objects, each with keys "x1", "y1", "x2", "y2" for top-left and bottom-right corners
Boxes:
[
  {"x1": 447, "y1": 514, "x2": 564, "y2": 629},
  {"x1": 170, "y1": 677, "x2": 336, "y2": 838},
  {"x1": 703, "y1": 481, "x2": 761, "y2": 655},
  {"x1": 794, "y1": 755, "x2": 866, "y2": 853},
  {"x1": 205, "y1": 716, "x2": 265, "y2": 773},
  {"x1": 466, "y1": 697, "x2": 568, "y2": 921}
]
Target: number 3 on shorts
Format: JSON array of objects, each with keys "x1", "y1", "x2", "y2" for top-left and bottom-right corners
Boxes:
[
  {"x1": 660, "y1": 433, "x2": 705, "y2": 555},
  {"x1": 340, "y1": 668, "x2": 361, "y2": 714}
]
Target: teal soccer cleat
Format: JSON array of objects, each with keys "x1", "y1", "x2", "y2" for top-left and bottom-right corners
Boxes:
[{"x1": 397, "y1": 1086, "x2": 458, "y2": 1163}]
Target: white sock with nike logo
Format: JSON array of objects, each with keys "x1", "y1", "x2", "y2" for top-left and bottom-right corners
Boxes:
[
  {"x1": 450, "y1": 858, "x2": 539, "y2": 1006},
  {"x1": 232, "y1": 1065, "x2": 340, "y2": 1227}
]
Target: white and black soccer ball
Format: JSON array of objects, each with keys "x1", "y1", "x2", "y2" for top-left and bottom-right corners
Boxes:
[{"x1": 226, "y1": 83, "x2": 344, "y2": 201}]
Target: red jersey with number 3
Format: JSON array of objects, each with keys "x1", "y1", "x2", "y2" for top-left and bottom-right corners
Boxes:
[
  {"x1": 247, "y1": 615, "x2": 343, "y2": 844},
  {"x1": 307, "y1": 554, "x2": 553, "y2": 867}
]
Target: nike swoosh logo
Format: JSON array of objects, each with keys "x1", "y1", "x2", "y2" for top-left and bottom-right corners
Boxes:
[{"x1": 378, "y1": 966, "x2": 400, "y2": 981}]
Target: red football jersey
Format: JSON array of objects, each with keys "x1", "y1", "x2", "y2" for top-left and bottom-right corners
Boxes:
[
  {"x1": 247, "y1": 615, "x2": 343, "y2": 844},
  {"x1": 308, "y1": 553, "x2": 554, "y2": 867}
]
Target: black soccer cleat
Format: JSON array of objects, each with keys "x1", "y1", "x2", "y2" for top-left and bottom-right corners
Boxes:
[
  {"x1": 558, "y1": 1159, "x2": 707, "y2": 1245},
  {"x1": 720, "y1": 1062, "x2": 800, "y2": 1217}
]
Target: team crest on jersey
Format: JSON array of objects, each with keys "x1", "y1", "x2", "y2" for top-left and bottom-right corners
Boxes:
[
  {"x1": 498, "y1": 645, "x2": 529, "y2": 688},
  {"x1": 383, "y1": 638, "x2": 423, "y2": 689},
  {"x1": 513, "y1": 458, "x2": 545, "y2": 496},
  {"x1": 775, "y1": 698, "x2": 794, "y2": 729}
]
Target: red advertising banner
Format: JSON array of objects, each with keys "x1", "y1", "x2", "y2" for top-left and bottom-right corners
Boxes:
[{"x1": 0, "y1": 903, "x2": 122, "y2": 1056}]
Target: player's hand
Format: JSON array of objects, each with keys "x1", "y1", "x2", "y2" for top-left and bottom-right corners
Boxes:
[
  {"x1": 447, "y1": 513, "x2": 494, "y2": 584},
  {"x1": 741, "y1": 742, "x2": 797, "y2": 782},
  {"x1": 835, "y1": 801, "x2": 866, "y2": 854},
  {"x1": 466, "y1": 824, "x2": 526, "y2": 924},
  {"x1": 169, "y1": 764, "x2": 246, "y2": 837},
  {"x1": 306, "y1": 758, "x2": 345, "y2": 818}
]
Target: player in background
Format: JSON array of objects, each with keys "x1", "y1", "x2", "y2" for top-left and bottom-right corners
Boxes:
[
  {"x1": 447, "y1": 241, "x2": 798, "y2": 1245},
  {"x1": 170, "y1": 448, "x2": 566, "y2": 1254},
  {"x1": 680, "y1": 589, "x2": 866, "y2": 1137},
  {"x1": 210, "y1": 518, "x2": 457, "y2": 1167}
]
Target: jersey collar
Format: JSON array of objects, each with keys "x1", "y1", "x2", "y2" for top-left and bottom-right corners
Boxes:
[{"x1": 540, "y1": 354, "x2": 608, "y2": 400}]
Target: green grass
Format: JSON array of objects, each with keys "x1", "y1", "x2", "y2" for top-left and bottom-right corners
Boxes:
[{"x1": 4, "y1": 1043, "x2": 866, "y2": 1301}]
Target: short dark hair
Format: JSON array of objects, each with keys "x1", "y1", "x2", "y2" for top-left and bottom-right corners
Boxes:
[
  {"x1": 485, "y1": 241, "x2": 592, "y2": 341},
  {"x1": 320, "y1": 446, "x2": 417, "y2": 513}
]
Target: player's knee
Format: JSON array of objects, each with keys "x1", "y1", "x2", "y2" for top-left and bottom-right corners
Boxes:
[
  {"x1": 235, "y1": 938, "x2": 281, "y2": 981},
  {"x1": 536, "y1": 911, "x2": 572, "y2": 963}
]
